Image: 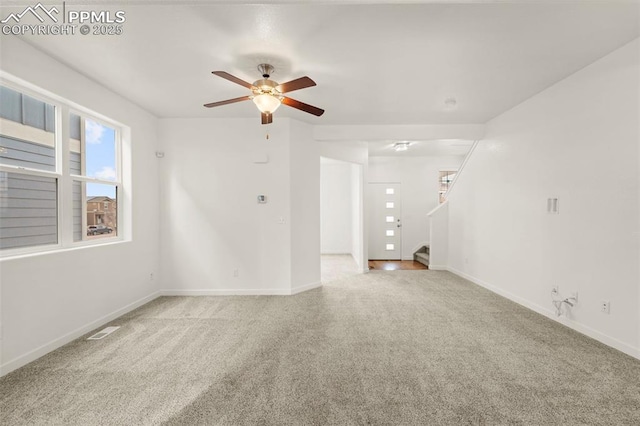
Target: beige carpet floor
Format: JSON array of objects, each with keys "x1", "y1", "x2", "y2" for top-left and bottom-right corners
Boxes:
[
  {"x1": 1, "y1": 270, "x2": 639, "y2": 425},
  {"x1": 321, "y1": 254, "x2": 361, "y2": 283}
]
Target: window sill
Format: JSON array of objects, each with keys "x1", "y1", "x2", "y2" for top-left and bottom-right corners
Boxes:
[{"x1": 0, "y1": 237, "x2": 130, "y2": 262}]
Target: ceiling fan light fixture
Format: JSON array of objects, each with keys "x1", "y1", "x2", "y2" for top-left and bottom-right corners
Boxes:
[
  {"x1": 253, "y1": 94, "x2": 281, "y2": 114},
  {"x1": 394, "y1": 142, "x2": 410, "y2": 152}
]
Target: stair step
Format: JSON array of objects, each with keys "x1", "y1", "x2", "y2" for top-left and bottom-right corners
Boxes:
[{"x1": 415, "y1": 252, "x2": 429, "y2": 267}]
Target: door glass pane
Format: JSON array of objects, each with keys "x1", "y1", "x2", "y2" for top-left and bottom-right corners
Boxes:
[
  {"x1": 386, "y1": 230, "x2": 394, "y2": 237},
  {"x1": 386, "y1": 244, "x2": 394, "y2": 250},
  {"x1": 386, "y1": 202, "x2": 394, "y2": 208},
  {"x1": 386, "y1": 188, "x2": 394, "y2": 195},
  {"x1": 385, "y1": 216, "x2": 394, "y2": 223}
]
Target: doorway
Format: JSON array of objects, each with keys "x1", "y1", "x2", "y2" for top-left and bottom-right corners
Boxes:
[{"x1": 320, "y1": 157, "x2": 364, "y2": 282}]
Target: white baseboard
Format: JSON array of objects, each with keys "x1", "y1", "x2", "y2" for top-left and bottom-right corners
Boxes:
[
  {"x1": 1, "y1": 291, "x2": 161, "y2": 377},
  {"x1": 160, "y1": 288, "x2": 292, "y2": 296},
  {"x1": 446, "y1": 266, "x2": 640, "y2": 361},
  {"x1": 291, "y1": 281, "x2": 322, "y2": 295},
  {"x1": 161, "y1": 283, "x2": 322, "y2": 297},
  {"x1": 428, "y1": 265, "x2": 447, "y2": 270}
]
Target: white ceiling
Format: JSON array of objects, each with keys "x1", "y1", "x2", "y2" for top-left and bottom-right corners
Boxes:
[
  {"x1": 367, "y1": 139, "x2": 473, "y2": 157},
  {"x1": 9, "y1": 1, "x2": 640, "y2": 126}
]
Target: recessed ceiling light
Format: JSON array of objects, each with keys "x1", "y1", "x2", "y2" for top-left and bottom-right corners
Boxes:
[{"x1": 394, "y1": 142, "x2": 410, "y2": 152}]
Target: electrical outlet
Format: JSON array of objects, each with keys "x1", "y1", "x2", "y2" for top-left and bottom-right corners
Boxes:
[
  {"x1": 551, "y1": 285, "x2": 559, "y2": 296},
  {"x1": 601, "y1": 301, "x2": 610, "y2": 314},
  {"x1": 150, "y1": 273, "x2": 154, "y2": 281}
]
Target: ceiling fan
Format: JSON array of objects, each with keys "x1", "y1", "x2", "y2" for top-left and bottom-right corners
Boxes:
[{"x1": 204, "y1": 64, "x2": 324, "y2": 125}]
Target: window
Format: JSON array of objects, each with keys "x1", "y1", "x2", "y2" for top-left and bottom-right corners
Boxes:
[
  {"x1": 0, "y1": 81, "x2": 125, "y2": 255},
  {"x1": 438, "y1": 170, "x2": 457, "y2": 204},
  {"x1": 70, "y1": 114, "x2": 120, "y2": 241}
]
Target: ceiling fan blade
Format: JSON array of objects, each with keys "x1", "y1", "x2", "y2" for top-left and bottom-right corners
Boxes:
[
  {"x1": 276, "y1": 76, "x2": 316, "y2": 94},
  {"x1": 261, "y1": 112, "x2": 273, "y2": 125},
  {"x1": 204, "y1": 96, "x2": 251, "y2": 108},
  {"x1": 281, "y1": 97, "x2": 325, "y2": 117},
  {"x1": 212, "y1": 71, "x2": 255, "y2": 89}
]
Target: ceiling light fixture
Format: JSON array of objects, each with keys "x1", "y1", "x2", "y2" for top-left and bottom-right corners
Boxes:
[
  {"x1": 394, "y1": 142, "x2": 410, "y2": 152},
  {"x1": 252, "y1": 94, "x2": 281, "y2": 114},
  {"x1": 204, "y1": 64, "x2": 324, "y2": 125}
]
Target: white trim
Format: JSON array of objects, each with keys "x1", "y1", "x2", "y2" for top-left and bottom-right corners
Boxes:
[
  {"x1": 161, "y1": 288, "x2": 293, "y2": 296},
  {"x1": 0, "y1": 238, "x2": 128, "y2": 262},
  {"x1": 161, "y1": 283, "x2": 323, "y2": 297},
  {"x1": 427, "y1": 199, "x2": 448, "y2": 217},
  {"x1": 291, "y1": 281, "x2": 322, "y2": 295},
  {"x1": 446, "y1": 266, "x2": 640, "y2": 361},
  {"x1": 428, "y1": 265, "x2": 448, "y2": 270},
  {"x1": 320, "y1": 251, "x2": 352, "y2": 255},
  {"x1": 1, "y1": 72, "x2": 126, "y2": 131},
  {"x1": 0, "y1": 291, "x2": 160, "y2": 377}
]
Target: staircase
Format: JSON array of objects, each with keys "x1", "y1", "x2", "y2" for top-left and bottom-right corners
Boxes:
[{"x1": 413, "y1": 245, "x2": 429, "y2": 268}]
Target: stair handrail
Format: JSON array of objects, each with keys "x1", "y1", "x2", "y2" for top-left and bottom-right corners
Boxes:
[{"x1": 443, "y1": 139, "x2": 479, "y2": 200}]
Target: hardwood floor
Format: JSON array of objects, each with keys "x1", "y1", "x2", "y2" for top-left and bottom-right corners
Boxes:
[{"x1": 368, "y1": 260, "x2": 427, "y2": 271}]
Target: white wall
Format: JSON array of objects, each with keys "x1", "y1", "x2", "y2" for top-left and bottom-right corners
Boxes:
[
  {"x1": 321, "y1": 160, "x2": 353, "y2": 254},
  {"x1": 158, "y1": 117, "x2": 320, "y2": 295},
  {"x1": 427, "y1": 202, "x2": 449, "y2": 269},
  {"x1": 446, "y1": 39, "x2": 640, "y2": 358},
  {"x1": 290, "y1": 119, "x2": 321, "y2": 293},
  {"x1": 320, "y1": 158, "x2": 364, "y2": 270},
  {"x1": 368, "y1": 156, "x2": 464, "y2": 259},
  {"x1": 350, "y1": 163, "x2": 363, "y2": 270},
  {"x1": 0, "y1": 37, "x2": 161, "y2": 375},
  {"x1": 319, "y1": 141, "x2": 368, "y2": 269}
]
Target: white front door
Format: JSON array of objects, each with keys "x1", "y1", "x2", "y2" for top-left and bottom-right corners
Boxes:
[{"x1": 368, "y1": 183, "x2": 402, "y2": 260}]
